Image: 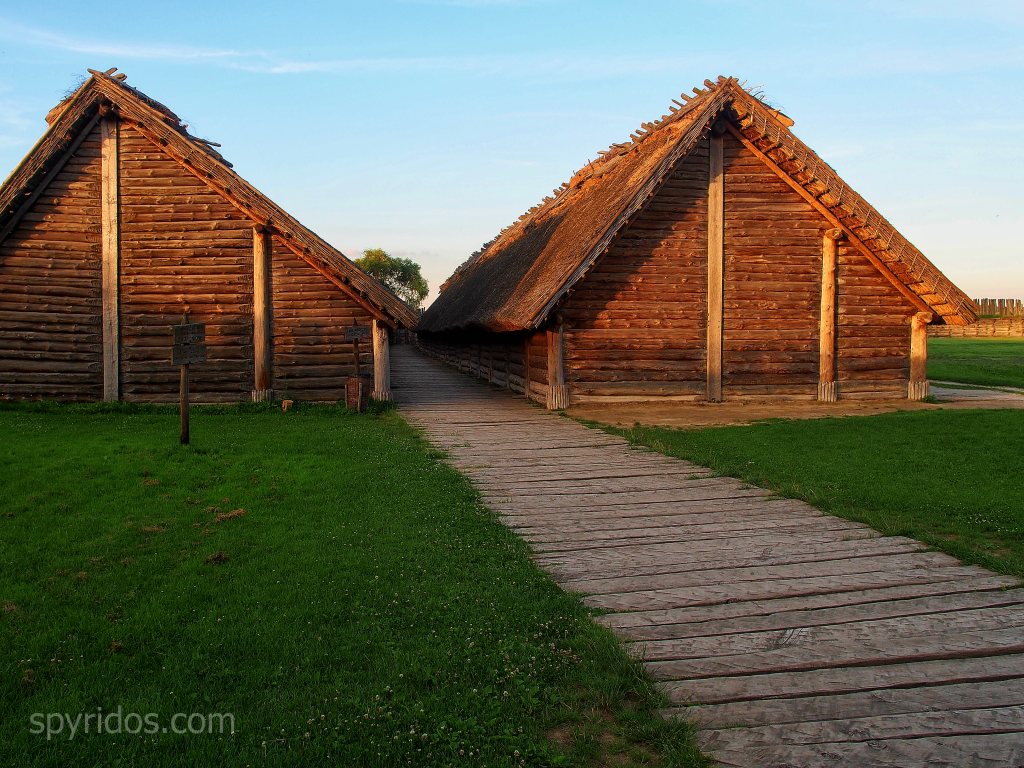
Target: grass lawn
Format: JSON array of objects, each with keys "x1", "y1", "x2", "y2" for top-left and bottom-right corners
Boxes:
[
  {"x1": 0, "y1": 403, "x2": 705, "y2": 768},
  {"x1": 929, "y1": 337, "x2": 1024, "y2": 388},
  {"x1": 604, "y1": 409, "x2": 1024, "y2": 579}
]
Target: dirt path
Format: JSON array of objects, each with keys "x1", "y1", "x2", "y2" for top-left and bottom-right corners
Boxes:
[
  {"x1": 569, "y1": 384, "x2": 1024, "y2": 430},
  {"x1": 391, "y1": 346, "x2": 1024, "y2": 767}
]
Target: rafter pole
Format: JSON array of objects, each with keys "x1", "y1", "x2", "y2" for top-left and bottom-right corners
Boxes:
[{"x1": 724, "y1": 123, "x2": 934, "y2": 317}]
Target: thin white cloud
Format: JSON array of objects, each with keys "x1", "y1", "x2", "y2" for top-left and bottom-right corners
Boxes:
[
  {"x1": 0, "y1": 17, "x2": 703, "y2": 80},
  {"x1": 0, "y1": 19, "x2": 245, "y2": 61},
  {"x1": 231, "y1": 52, "x2": 706, "y2": 79}
]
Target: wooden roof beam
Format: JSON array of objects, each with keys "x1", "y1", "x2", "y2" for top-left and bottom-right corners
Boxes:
[{"x1": 724, "y1": 122, "x2": 933, "y2": 317}]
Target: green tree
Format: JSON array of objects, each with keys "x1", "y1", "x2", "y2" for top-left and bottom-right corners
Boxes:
[{"x1": 354, "y1": 248, "x2": 429, "y2": 309}]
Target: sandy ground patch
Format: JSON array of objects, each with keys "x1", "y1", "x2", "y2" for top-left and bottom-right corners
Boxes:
[{"x1": 568, "y1": 385, "x2": 1024, "y2": 429}]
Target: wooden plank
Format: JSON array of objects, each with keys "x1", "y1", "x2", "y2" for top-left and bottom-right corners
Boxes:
[
  {"x1": 706, "y1": 132, "x2": 724, "y2": 402},
  {"x1": 700, "y1": 705, "x2": 1024, "y2": 753},
  {"x1": 100, "y1": 115, "x2": 120, "y2": 401},
  {"x1": 635, "y1": 604, "x2": 1024, "y2": 662},
  {"x1": 620, "y1": 588, "x2": 1024, "y2": 643},
  {"x1": 709, "y1": 732, "x2": 1024, "y2": 768},
  {"x1": 565, "y1": 551, "x2": 955, "y2": 596},
  {"x1": 585, "y1": 566, "x2": 1001, "y2": 612},
  {"x1": 661, "y1": 653, "x2": 1024, "y2": 706},
  {"x1": 678, "y1": 678, "x2": 1024, "y2": 729}
]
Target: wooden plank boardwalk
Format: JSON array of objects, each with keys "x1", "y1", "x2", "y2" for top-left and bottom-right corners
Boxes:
[{"x1": 391, "y1": 346, "x2": 1024, "y2": 767}]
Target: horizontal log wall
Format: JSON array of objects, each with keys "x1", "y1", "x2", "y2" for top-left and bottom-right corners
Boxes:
[
  {"x1": 721, "y1": 132, "x2": 820, "y2": 399},
  {"x1": 0, "y1": 125, "x2": 103, "y2": 400},
  {"x1": 271, "y1": 237, "x2": 374, "y2": 401},
  {"x1": 563, "y1": 138, "x2": 709, "y2": 402},
  {"x1": 417, "y1": 332, "x2": 532, "y2": 397},
  {"x1": 837, "y1": 243, "x2": 914, "y2": 398},
  {"x1": 929, "y1": 318, "x2": 1024, "y2": 338},
  {"x1": 119, "y1": 124, "x2": 254, "y2": 402}
]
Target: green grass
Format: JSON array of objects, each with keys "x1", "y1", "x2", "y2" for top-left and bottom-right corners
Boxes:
[
  {"x1": 602, "y1": 409, "x2": 1024, "y2": 579},
  {"x1": 929, "y1": 337, "x2": 1024, "y2": 388},
  {"x1": 0, "y1": 403, "x2": 705, "y2": 768}
]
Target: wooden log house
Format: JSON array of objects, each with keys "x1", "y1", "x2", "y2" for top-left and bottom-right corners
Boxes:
[
  {"x1": 0, "y1": 69, "x2": 417, "y2": 402},
  {"x1": 418, "y1": 77, "x2": 977, "y2": 407}
]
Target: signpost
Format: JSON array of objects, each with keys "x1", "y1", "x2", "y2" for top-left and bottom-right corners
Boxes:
[
  {"x1": 172, "y1": 317, "x2": 206, "y2": 445},
  {"x1": 344, "y1": 325, "x2": 371, "y2": 411}
]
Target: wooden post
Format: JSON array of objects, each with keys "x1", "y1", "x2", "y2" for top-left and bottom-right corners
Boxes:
[
  {"x1": 818, "y1": 229, "x2": 843, "y2": 402},
  {"x1": 909, "y1": 311, "x2": 932, "y2": 400},
  {"x1": 546, "y1": 319, "x2": 570, "y2": 410},
  {"x1": 523, "y1": 336, "x2": 532, "y2": 400},
  {"x1": 706, "y1": 130, "x2": 725, "y2": 403},
  {"x1": 179, "y1": 363, "x2": 190, "y2": 445},
  {"x1": 251, "y1": 227, "x2": 273, "y2": 402},
  {"x1": 371, "y1": 318, "x2": 392, "y2": 401},
  {"x1": 100, "y1": 114, "x2": 120, "y2": 401}
]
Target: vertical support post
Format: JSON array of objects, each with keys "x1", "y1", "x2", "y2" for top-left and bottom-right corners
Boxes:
[
  {"x1": 546, "y1": 318, "x2": 570, "y2": 410},
  {"x1": 100, "y1": 113, "x2": 120, "y2": 401},
  {"x1": 909, "y1": 311, "x2": 932, "y2": 400},
  {"x1": 252, "y1": 227, "x2": 274, "y2": 402},
  {"x1": 818, "y1": 229, "x2": 843, "y2": 402},
  {"x1": 523, "y1": 336, "x2": 532, "y2": 400},
  {"x1": 179, "y1": 363, "x2": 190, "y2": 445},
  {"x1": 706, "y1": 129, "x2": 725, "y2": 403},
  {"x1": 371, "y1": 318, "x2": 392, "y2": 401}
]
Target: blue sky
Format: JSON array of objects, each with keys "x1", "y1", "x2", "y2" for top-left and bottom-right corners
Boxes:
[{"x1": 1, "y1": 0, "x2": 1021, "y2": 302}]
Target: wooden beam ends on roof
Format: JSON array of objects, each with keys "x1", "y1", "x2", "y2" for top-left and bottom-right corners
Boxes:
[
  {"x1": 100, "y1": 115, "x2": 121, "y2": 402},
  {"x1": 818, "y1": 229, "x2": 843, "y2": 402},
  {"x1": 706, "y1": 133, "x2": 725, "y2": 403},
  {"x1": 0, "y1": 112, "x2": 102, "y2": 247},
  {"x1": 252, "y1": 227, "x2": 274, "y2": 402}
]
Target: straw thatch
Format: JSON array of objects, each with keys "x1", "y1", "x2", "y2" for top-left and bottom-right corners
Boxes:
[{"x1": 420, "y1": 76, "x2": 976, "y2": 333}]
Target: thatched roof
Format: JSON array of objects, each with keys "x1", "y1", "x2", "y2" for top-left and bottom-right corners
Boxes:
[
  {"x1": 420, "y1": 76, "x2": 977, "y2": 333},
  {"x1": 0, "y1": 68, "x2": 418, "y2": 329}
]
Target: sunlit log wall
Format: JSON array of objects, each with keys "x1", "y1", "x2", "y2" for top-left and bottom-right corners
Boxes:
[
  {"x1": 0, "y1": 119, "x2": 379, "y2": 402},
  {"x1": 418, "y1": 132, "x2": 921, "y2": 405}
]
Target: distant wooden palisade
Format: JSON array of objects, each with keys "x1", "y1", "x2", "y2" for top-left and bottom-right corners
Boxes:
[
  {"x1": 0, "y1": 69, "x2": 416, "y2": 403},
  {"x1": 417, "y1": 76, "x2": 978, "y2": 406}
]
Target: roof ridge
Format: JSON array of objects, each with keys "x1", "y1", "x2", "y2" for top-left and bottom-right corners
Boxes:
[
  {"x1": 441, "y1": 76, "x2": 739, "y2": 293},
  {"x1": 2, "y1": 68, "x2": 418, "y2": 328}
]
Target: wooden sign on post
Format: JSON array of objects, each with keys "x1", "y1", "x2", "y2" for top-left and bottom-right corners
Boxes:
[
  {"x1": 344, "y1": 325, "x2": 371, "y2": 411},
  {"x1": 172, "y1": 318, "x2": 206, "y2": 445}
]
